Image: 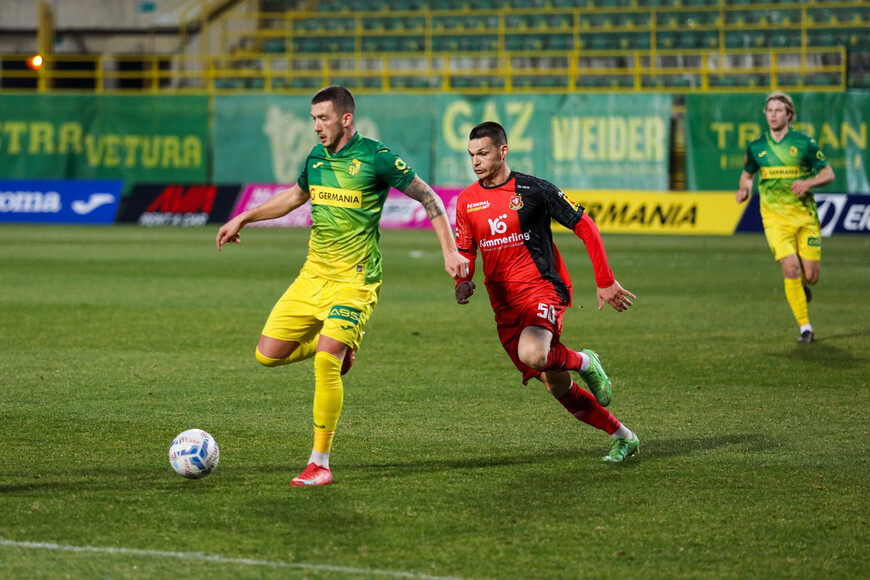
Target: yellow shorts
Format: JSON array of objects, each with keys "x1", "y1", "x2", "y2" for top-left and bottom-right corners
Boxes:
[
  {"x1": 261, "y1": 268, "x2": 381, "y2": 351},
  {"x1": 761, "y1": 211, "x2": 821, "y2": 263}
]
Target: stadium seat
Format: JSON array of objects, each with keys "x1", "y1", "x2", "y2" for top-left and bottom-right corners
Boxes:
[
  {"x1": 724, "y1": 31, "x2": 748, "y2": 49},
  {"x1": 506, "y1": 35, "x2": 525, "y2": 51},
  {"x1": 771, "y1": 31, "x2": 802, "y2": 48},
  {"x1": 589, "y1": 34, "x2": 618, "y2": 51},
  {"x1": 678, "y1": 32, "x2": 703, "y2": 50},
  {"x1": 263, "y1": 38, "x2": 285, "y2": 54},
  {"x1": 546, "y1": 34, "x2": 572, "y2": 50},
  {"x1": 657, "y1": 32, "x2": 678, "y2": 49},
  {"x1": 576, "y1": 75, "x2": 603, "y2": 88}
]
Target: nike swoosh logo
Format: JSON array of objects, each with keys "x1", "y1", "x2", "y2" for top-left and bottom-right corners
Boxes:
[
  {"x1": 759, "y1": 151, "x2": 767, "y2": 157},
  {"x1": 71, "y1": 193, "x2": 116, "y2": 215},
  {"x1": 313, "y1": 162, "x2": 324, "y2": 168}
]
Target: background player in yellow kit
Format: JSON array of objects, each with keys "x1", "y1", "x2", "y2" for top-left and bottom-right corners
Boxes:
[
  {"x1": 216, "y1": 85, "x2": 468, "y2": 486},
  {"x1": 736, "y1": 92, "x2": 835, "y2": 343}
]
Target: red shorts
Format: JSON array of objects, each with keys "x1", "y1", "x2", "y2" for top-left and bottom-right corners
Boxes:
[{"x1": 487, "y1": 282, "x2": 567, "y2": 384}]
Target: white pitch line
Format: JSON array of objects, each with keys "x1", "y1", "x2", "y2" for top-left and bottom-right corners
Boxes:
[{"x1": 0, "y1": 538, "x2": 470, "y2": 580}]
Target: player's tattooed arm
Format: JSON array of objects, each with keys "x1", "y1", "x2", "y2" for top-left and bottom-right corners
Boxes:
[
  {"x1": 402, "y1": 175, "x2": 445, "y2": 220},
  {"x1": 402, "y1": 174, "x2": 469, "y2": 280}
]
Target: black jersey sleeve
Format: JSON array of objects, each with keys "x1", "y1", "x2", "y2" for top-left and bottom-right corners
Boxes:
[{"x1": 527, "y1": 174, "x2": 585, "y2": 229}]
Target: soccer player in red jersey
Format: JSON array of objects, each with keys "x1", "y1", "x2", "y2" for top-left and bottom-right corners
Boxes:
[{"x1": 454, "y1": 121, "x2": 639, "y2": 462}]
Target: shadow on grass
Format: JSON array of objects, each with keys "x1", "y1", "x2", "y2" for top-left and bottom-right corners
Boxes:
[
  {"x1": 348, "y1": 433, "x2": 766, "y2": 474},
  {"x1": 775, "y1": 333, "x2": 870, "y2": 369},
  {"x1": 642, "y1": 433, "x2": 765, "y2": 459},
  {"x1": 0, "y1": 467, "x2": 236, "y2": 495},
  {"x1": 0, "y1": 433, "x2": 764, "y2": 495}
]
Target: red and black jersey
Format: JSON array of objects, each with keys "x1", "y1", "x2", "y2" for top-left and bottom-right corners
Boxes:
[{"x1": 456, "y1": 171, "x2": 614, "y2": 307}]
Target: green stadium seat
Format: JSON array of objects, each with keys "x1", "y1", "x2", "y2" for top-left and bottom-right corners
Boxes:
[
  {"x1": 771, "y1": 31, "x2": 802, "y2": 48},
  {"x1": 807, "y1": 31, "x2": 838, "y2": 47},
  {"x1": 656, "y1": 32, "x2": 678, "y2": 49},
  {"x1": 576, "y1": 75, "x2": 603, "y2": 88},
  {"x1": 522, "y1": 35, "x2": 544, "y2": 51},
  {"x1": 777, "y1": 73, "x2": 802, "y2": 87},
  {"x1": 848, "y1": 72, "x2": 870, "y2": 88},
  {"x1": 589, "y1": 34, "x2": 618, "y2": 51},
  {"x1": 810, "y1": 74, "x2": 838, "y2": 87},
  {"x1": 710, "y1": 75, "x2": 737, "y2": 88},
  {"x1": 505, "y1": 14, "x2": 529, "y2": 31},
  {"x1": 724, "y1": 31, "x2": 748, "y2": 49},
  {"x1": 291, "y1": 77, "x2": 321, "y2": 89},
  {"x1": 701, "y1": 33, "x2": 719, "y2": 49},
  {"x1": 678, "y1": 32, "x2": 703, "y2": 49},
  {"x1": 546, "y1": 34, "x2": 572, "y2": 50},
  {"x1": 627, "y1": 33, "x2": 652, "y2": 50},
  {"x1": 666, "y1": 75, "x2": 693, "y2": 88},
  {"x1": 606, "y1": 75, "x2": 635, "y2": 88},
  {"x1": 506, "y1": 35, "x2": 525, "y2": 51},
  {"x1": 263, "y1": 38, "x2": 285, "y2": 54}
]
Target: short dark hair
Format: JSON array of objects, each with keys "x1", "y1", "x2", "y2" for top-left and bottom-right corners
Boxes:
[
  {"x1": 312, "y1": 85, "x2": 356, "y2": 116},
  {"x1": 469, "y1": 121, "x2": 507, "y2": 147}
]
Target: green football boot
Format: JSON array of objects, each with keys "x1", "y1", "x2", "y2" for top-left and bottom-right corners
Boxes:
[
  {"x1": 579, "y1": 349, "x2": 612, "y2": 407},
  {"x1": 602, "y1": 434, "x2": 640, "y2": 463}
]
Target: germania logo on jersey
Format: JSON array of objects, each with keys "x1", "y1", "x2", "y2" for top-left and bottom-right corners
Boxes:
[
  {"x1": 509, "y1": 195, "x2": 523, "y2": 210},
  {"x1": 466, "y1": 200, "x2": 490, "y2": 212},
  {"x1": 310, "y1": 185, "x2": 362, "y2": 208},
  {"x1": 761, "y1": 166, "x2": 801, "y2": 179}
]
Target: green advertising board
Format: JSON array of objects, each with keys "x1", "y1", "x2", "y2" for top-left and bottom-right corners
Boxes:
[
  {"x1": 214, "y1": 93, "x2": 671, "y2": 189},
  {"x1": 685, "y1": 92, "x2": 869, "y2": 194},
  {"x1": 435, "y1": 93, "x2": 672, "y2": 189},
  {"x1": 213, "y1": 94, "x2": 438, "y2": 184},
  {"x1": 0, "y1": 94, "x2": 208, "y2": 188}
]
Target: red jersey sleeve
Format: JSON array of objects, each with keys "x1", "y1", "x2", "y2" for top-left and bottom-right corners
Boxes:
[
  {"x1": 454, "y1": 194, "x2": 477, "y2": 286},
  {"x1": 573, "y1": 213, "x2": 615, "y2": 288}
]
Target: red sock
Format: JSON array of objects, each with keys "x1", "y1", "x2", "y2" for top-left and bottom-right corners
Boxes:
[
  {"x1": 555, "y1": 382, "x2": 620, "y2": 434},
  {"x1": 544, "y1": 343, "x2": 582, "y2": 372}
]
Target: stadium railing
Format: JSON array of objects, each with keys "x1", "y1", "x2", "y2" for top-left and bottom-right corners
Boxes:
[{"x1": 0, "y1": 0, "x2": 865, "y2": 93}]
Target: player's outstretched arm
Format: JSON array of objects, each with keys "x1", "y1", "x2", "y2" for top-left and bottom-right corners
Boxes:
[
  {"x1": 402, "y1": 175, "x2": 469, "y2": 279},
  {"x1": 216, "y1": 184, "x2": 309, "y2": 251},
  {"x1": 736, "y1": 171, "x2": 755, "y2": 203},
  {"x1": 597, "y1": 280, "x2": 635, "y2": 312}
]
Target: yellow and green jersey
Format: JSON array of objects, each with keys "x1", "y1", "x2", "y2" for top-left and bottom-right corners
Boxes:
[
  {"x1": 743, "y1": 128, "x2": 829, "y2": 224},
  {"x1": 296, "y1": 133, "x2": 416, "y2": 284}
]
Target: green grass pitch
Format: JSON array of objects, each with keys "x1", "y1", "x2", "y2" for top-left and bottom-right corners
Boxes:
[{"x1": 1, "y1": 225, "x2": 867, "y2": 579}]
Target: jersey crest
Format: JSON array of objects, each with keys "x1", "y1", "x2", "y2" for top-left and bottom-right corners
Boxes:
[
  {"x1": 348, "y1": 158, "x2": 361, "y2": 176},
  {"x1": 509, "y1": 194, "x2": 524, "y2": 210}
]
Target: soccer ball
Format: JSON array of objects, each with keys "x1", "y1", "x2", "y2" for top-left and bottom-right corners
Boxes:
[{"x1": 169, "y1": 429, "x2": 220, "y2": 479}]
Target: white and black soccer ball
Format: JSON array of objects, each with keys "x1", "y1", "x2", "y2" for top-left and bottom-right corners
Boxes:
[{"x1": 169, "y1": 429, "x2": 219, "y2": 479}]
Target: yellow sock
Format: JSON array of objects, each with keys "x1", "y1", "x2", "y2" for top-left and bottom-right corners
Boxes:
[
  {"x1": 312, "y1": 351, "x2": 343, "y2": 454},
  {"x1": 784, "y1": 277, "x2": 809, "y2": 327},
  {"x1": 255, "y1": 336, "x2": 318, "y2": 367}
]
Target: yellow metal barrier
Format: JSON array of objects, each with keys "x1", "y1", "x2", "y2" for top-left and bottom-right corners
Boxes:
[
  {"x1": 0, "y1": 46, "x2": 847, "y2": 94},
  {"x1": 0, "y1": 0, "x2": 864, "y2": 94}
]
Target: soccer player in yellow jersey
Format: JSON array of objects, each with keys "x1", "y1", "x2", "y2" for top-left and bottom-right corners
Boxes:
[
  {"x1": 736, "y1": 92, "x2": 835, "y2": 343},
  {"x1": 217, "y1": 86, "x2": 469, "y2": 485}
]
